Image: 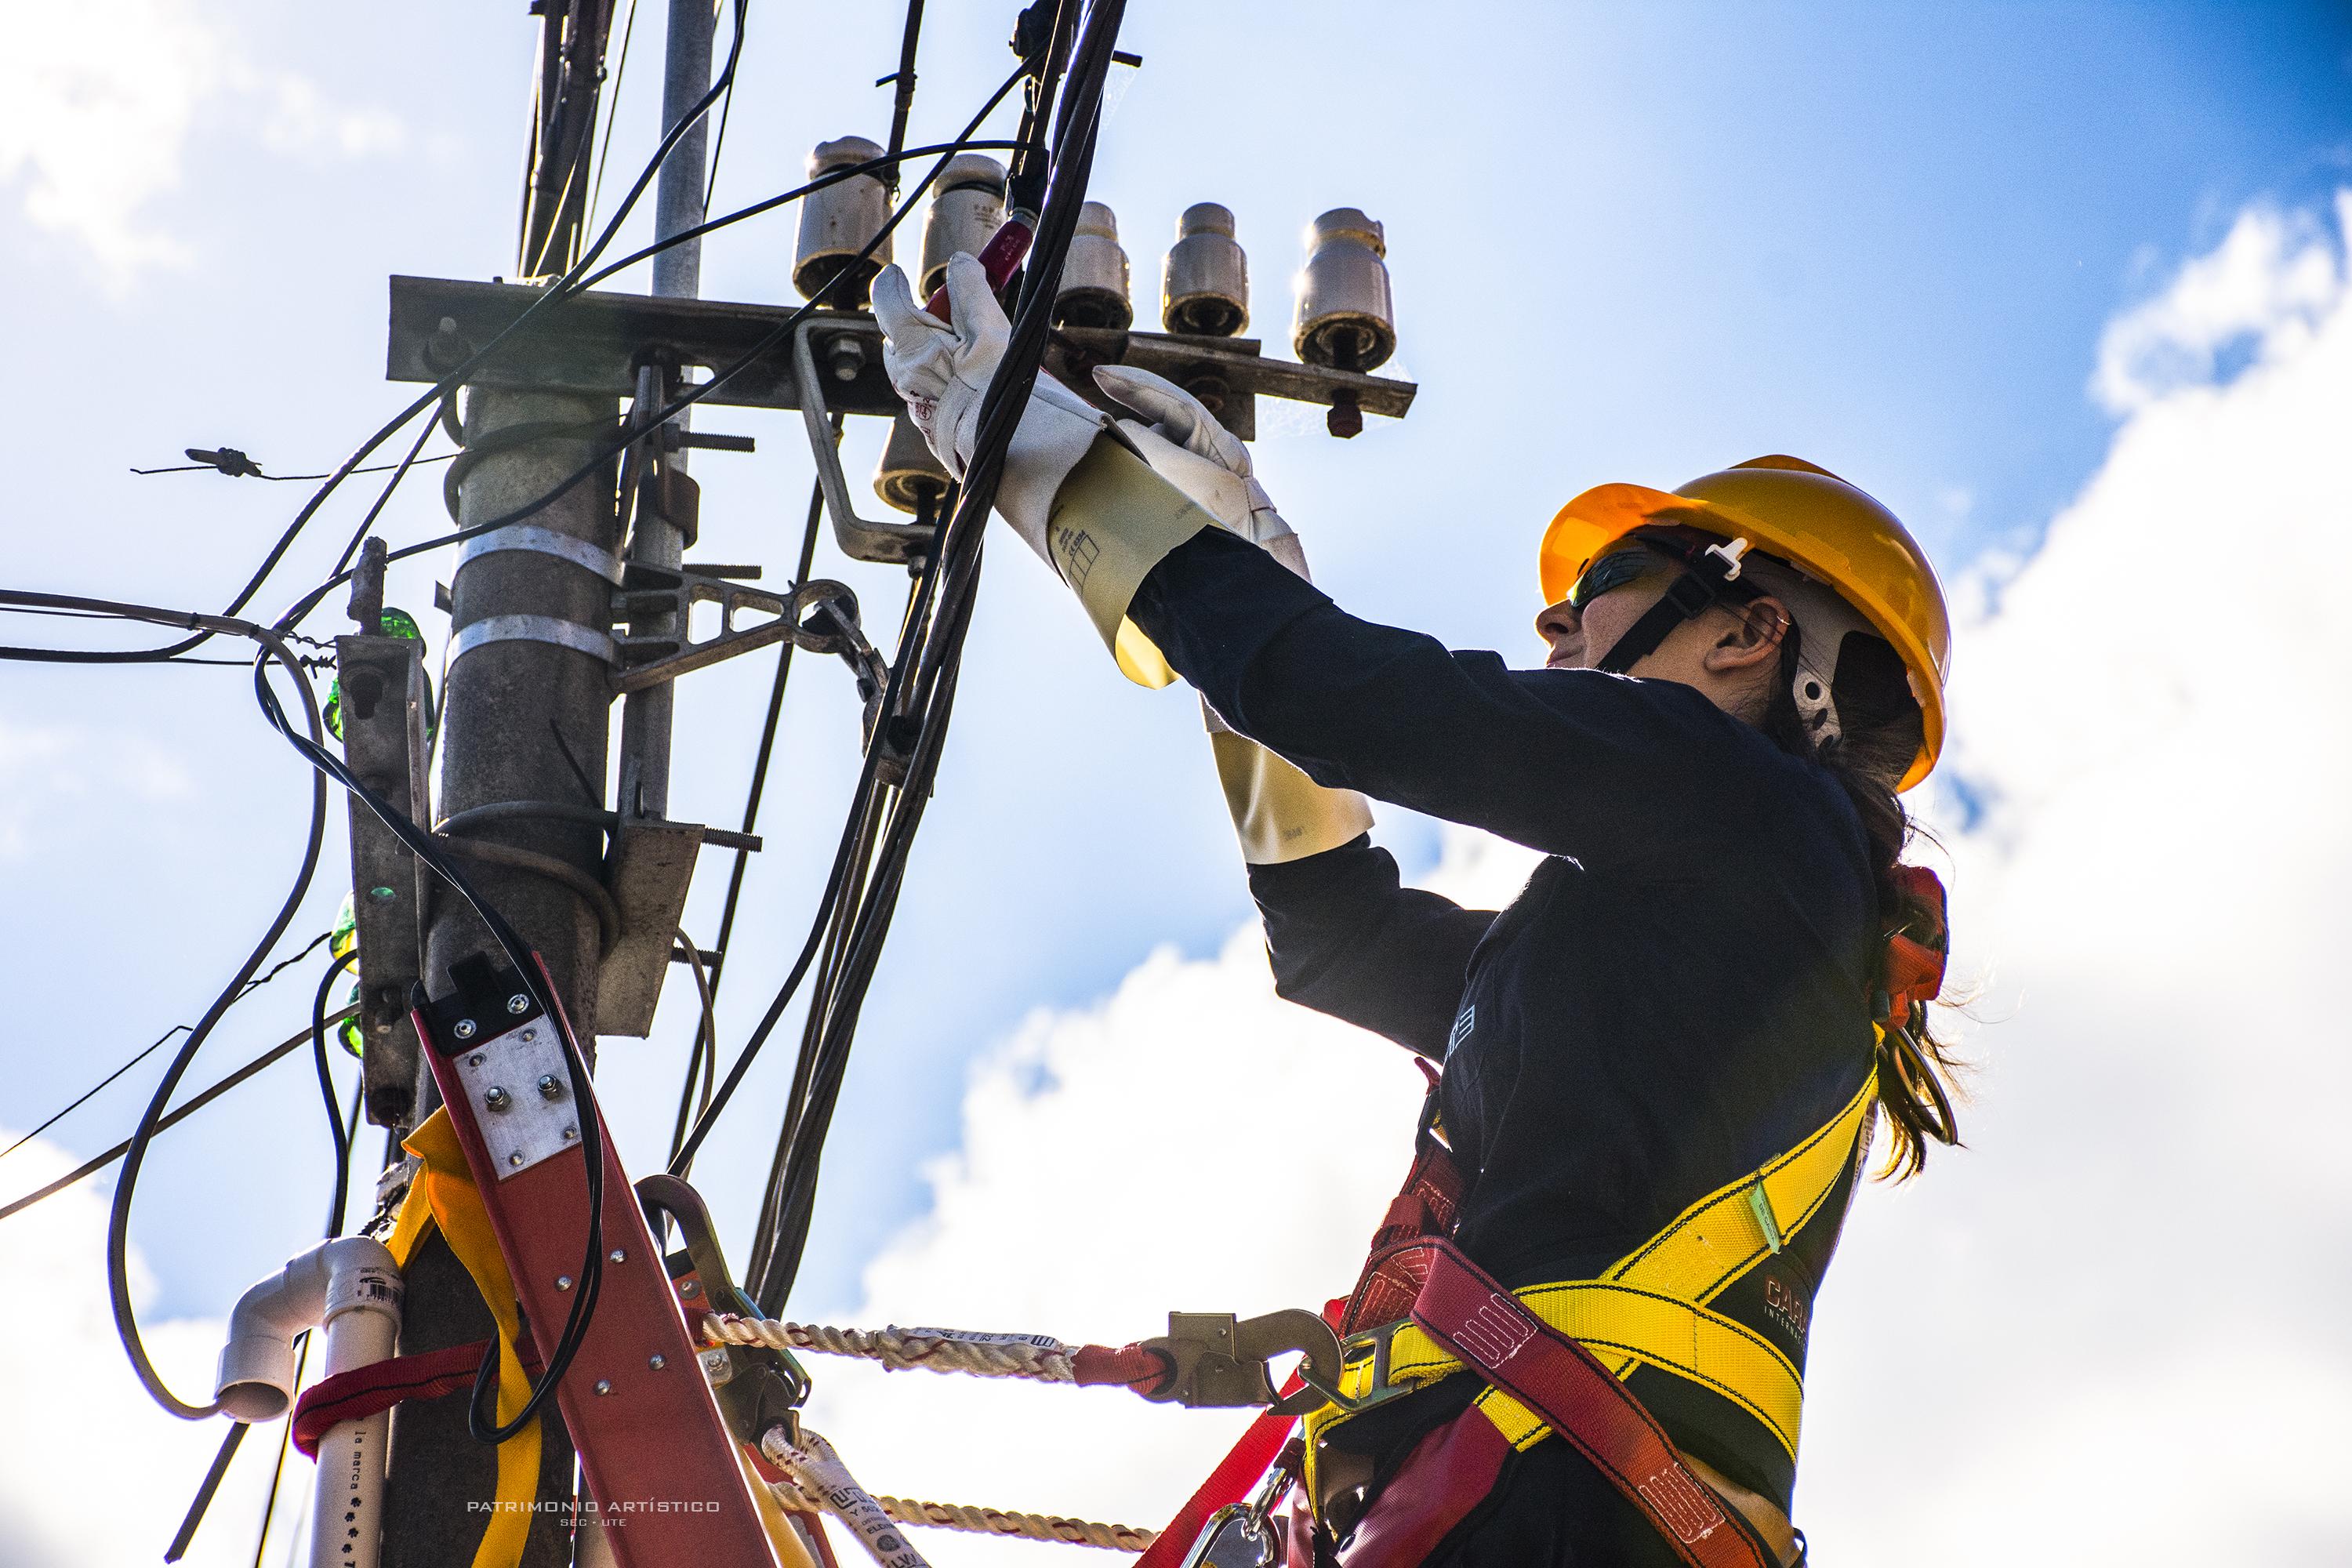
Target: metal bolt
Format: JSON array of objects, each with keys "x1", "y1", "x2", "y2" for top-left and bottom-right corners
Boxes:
[
  {"x1": 506, "y1": 993, "x2": 529, "y2": 1015},
  {"x1": 468, "y1": 1053, "x2": 485, "y2": 1068},
  {"x1": 680, "y1": 1279, "x2": 701, "y2": 1298},
  {"x1": 506, "y1": 1152, "x2": 524, "y2": 1167},
  {"x1": 452, "y1": 1018, "x2": 477, "y2": 1040},
  {"x1": 484, "y1": 1086, "x2": 511, "y2": 1112},
  {"x1": 561, "y1": 1126, "x2": 578, "y2": 1142},
  {"x1": 537, "y1": 1075, "x2": 563, "y2": 1101},
  {"x1": 648, "y1": 1354, "x2": 666, "y2": 1371},
  {"x1": 520, "y1": 1028, "x2": 537, "y2": 1042},
  {"x1": 555, "y1": 1275, "x2": 574, "y2": 1291},
  {"x1": 827, "y1": 337, "x2": 866, "y2": 383},
  {"x1": 593, "y1": 1379, "x2": 612, "y2": 1396},
  {"x1": 608, "y1": 1248, "x2": 626, "y2": 1265}
]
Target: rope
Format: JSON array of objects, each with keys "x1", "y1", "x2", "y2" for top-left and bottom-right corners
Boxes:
[
  {"x1": 763, "y1": 1427, "x2": 1156, "y2": 1559},
  {"x1": 771, "y1": 1476, "x2": 1158, "y2": 1555},
  {"x1": 704, "y1": 1314, "x2": 1077, "y2": 1382}
]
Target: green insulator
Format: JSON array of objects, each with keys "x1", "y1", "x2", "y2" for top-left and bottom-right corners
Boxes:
[
  {"x1": 331, "y1": 892, "x2": 358, "y2": 960},
  {"x1": 339, "y1": 979, "x2": 365, "y2": 1058}
]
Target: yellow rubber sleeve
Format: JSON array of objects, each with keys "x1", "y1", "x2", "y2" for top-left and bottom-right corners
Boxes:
[
  {"x1": 1049, "y1": 437, "x2": 1221, "y2": 688},
  {"x1": 1209, "y1": 731, "x2": 1374, "y2": 864}
]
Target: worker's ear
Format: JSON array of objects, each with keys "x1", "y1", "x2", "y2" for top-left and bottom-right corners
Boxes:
[{"x1": 1702, "y1": 596, "x2": 1788, "y2": 673}]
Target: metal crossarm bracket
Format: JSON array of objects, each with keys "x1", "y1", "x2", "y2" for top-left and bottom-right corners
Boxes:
[
  {"x1": 611, "y1": 568, "x2": 880, "y2": 696},
  {"x1": 792, "y1": 321, "x2": 935, "y2": 565}
]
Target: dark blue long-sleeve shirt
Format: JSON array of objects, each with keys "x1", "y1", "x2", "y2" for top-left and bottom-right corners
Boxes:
[{"x1": 1129, "y1": 527, "x2": 1882, "y2": 1512}]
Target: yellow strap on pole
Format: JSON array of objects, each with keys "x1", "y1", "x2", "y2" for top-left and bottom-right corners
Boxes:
[{"x1": 384, "y1": 1110, "x2": 543, "y2": 1568}]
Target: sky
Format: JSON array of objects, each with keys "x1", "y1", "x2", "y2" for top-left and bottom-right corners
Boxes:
[{"x1": 3, "y1": 2, "x2": 2351, "y2": 1564}]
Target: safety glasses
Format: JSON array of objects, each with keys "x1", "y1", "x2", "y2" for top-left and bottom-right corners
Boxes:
[{"x1": 1565, "y1": 546, "x2": 1672, "y2": 611}]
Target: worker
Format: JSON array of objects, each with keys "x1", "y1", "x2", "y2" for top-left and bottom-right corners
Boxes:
[{"x1": 874, "y1": 256, "x2": 1963, "y2": 1567}]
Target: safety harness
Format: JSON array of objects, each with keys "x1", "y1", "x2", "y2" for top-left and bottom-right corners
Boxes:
[{"x1": 1284, "y1": 1070, "x2": 1880, "y2": 1567}]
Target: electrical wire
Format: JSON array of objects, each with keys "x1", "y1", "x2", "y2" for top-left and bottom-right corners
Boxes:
[
  {"x1": 583, "y1": 0, "x2": 642, "y2": 234},
  {"x1": 738, "y1": 0, "x2": 1123, "y2": 1312},
  {"x1": 0, "y1": 927, "x2": 332, "y2": 1164},
  {"x1": 311, "y1": 948, "x2": 360, "y2": 1240},
  {"x1": 0, "y1": 0, "x2": 751, "y2": 669}
]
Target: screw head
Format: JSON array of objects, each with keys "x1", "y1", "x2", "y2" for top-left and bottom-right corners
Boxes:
[
  {"x1": 537, "y1": 1075, "x2": 563, "y2": 1101},
  {"x1": 592, "y1": 1379, "x2": 612, "y2": 1396},
  {"x1": 483, "y1": 1086, "x2": 511, "y2": 1112},
  {"x1": 520, "y1": 1027, "x2": 537, "y2": 1042},
  {"x1": 555, "y1": 1275, "x2": 574, "y2": 1291},
  {"x1": 506, "y1": 1151, "x2": 524, "y2": 1167},
  {"x1": 467, "y1": 1053, "x2": 485, "y2": 1068},
  {"x1": 506, "y1": 994, "x2": 529, "y2": 1015},
  {"x1": 561, "y1": 1126, "x2": 578, "y2": 1142},
  {"x1": 648, "y1": 1354, "x2": 666, "y2": 1371},
  {"x1": 608, "y1": 1248, "x2": 626, "y2": 1265},
  {"x1": 680, "y1": 1279, "x2": 700, "y2": 1298},
  {"x1": 452, "y1": 1018, "x2": 477, "y2": 1040}
]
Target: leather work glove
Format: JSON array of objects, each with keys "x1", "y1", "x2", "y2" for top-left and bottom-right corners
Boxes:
[
  {"x1": 1089, "y1": 372, "x2": 1371, "y2": 865},
  {"x1": 1091, "y1": 365, "x2": 1309, "y2": 579},
  {"x1": 871, "y1": 252, "x2": 1116, "y2": 564}
]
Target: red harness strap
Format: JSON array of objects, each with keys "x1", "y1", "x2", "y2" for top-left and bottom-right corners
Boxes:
[
  {"x1": 288, "y1": 1337, "x2": 544, "y2": 1458},
  {"x1": 1394, "y1": 1238, "x2": 1773, "y2": 1568}
]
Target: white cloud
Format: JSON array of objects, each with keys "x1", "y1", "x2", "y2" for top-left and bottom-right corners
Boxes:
[
  {"x1": 0, "y1": 714, "x2": 192, "y2": 855},
  {"x1": 0, "y1": 2, "x2": 406, "y2": 284},
  {"x1": 0, "y1": 1134, "x2": 285, "y2": 1567},
  {"x1": 2091, "y1": 194, "x2": 2347, "y2": 414},
  {"x1": 796, "y1": 191, "x2": 2352, "y2": 1563}
]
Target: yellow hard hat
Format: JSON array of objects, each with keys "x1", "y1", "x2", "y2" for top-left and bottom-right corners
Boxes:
[{"x1": 1540, "y1": 456, "x2": 1951, "y2": 791}]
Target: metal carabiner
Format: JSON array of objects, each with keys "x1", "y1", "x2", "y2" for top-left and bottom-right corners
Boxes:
[
  {"x1": 1138, "y1": 1308, "x2": 1342, "y2": 1417},
  {"x1": 1294, "y1": 1317, "x2": 1420, "y2": 1417},
  {"x1": 1181, "y1": 1442, "x2": 1301, "y2": 1568},
  {"x1": 636, "y1": 1173, "x2": 809, "y2": 1446}
]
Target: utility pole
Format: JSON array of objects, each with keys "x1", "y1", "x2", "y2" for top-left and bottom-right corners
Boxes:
[{"x1": 380, "y1": 4, "x2": 626, "y2": 1563}]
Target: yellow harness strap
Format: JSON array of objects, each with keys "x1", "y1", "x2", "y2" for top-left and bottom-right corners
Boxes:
[
  {"x1": 1313, "y1": 1074, "x2": 1876, "y2": 1467},
  {"x1": 383, "y1": 1109, "x2": 542, "y2": 1568}
]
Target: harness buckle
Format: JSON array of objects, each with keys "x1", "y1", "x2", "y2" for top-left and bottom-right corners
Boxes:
[
  {"x1": 1138, "y1": 1309, "x2": 1341, "y2": 1417},
  {"x1": 1298, "y1": 1317, "x2": 1420, "y2": 1416}
]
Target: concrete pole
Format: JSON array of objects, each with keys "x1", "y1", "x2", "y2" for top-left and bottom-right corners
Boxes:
[
  {"x1": 381, "y1": 390, "x2": 618, "y2": 1568},
  {"x1": 615, "y1": 0, "x2": 714, "y2": 824}
]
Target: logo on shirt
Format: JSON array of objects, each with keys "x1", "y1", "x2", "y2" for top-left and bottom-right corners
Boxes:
[{"x1": 1446, "y1": 1004, "x2": 1475, "y2": 1057}]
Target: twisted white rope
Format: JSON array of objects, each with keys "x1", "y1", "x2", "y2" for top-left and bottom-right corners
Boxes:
[
  {"x1": 704, "y1": 1313, "x2": 1076, "y2": 1382},
  {"x1": 762, "y1": 1428, "x2": 1156, "y2": 1558}
]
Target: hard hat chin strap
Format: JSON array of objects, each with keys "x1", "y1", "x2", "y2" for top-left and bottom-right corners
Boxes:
[{"x1": 1592, "y1": 536, "x2": 1755, "y2": 677}]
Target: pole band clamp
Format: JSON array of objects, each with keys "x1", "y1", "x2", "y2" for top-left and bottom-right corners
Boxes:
[
  {"x1": 457, "y1": 524, "x2": 626, "y2": 586},
  {"x1": 450, "y1": 614, "x2": 619, "y2": 667}
]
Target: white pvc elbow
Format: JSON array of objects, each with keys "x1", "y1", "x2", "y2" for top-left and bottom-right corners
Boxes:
[{"x1": 216, "y1": 1236, "x2": 403, "y2": 1421}]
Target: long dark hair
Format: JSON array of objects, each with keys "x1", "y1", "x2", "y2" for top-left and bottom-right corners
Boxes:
[{"x1": 1760, "y1": 623, "x2": 1962, "y2": 1181}]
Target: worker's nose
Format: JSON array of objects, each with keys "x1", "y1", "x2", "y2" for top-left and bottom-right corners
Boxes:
[{"x1": 1535, "y1": 597, "x2": 1581, "y2": 652}]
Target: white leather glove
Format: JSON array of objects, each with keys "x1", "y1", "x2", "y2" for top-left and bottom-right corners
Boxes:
[
  {"x1": 870, "y1": 252, "x2": 1111, "y2": 564},
  {"x1": 1091, "y1": 365, "x2": 1309, "y2": 581}
]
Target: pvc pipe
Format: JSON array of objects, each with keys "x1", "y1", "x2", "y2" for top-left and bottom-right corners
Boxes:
[{"x1": 216, "y1": 1238, "x2": 403, "y2": 1568}]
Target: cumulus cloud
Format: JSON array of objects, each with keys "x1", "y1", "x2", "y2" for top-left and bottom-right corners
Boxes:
[
  {"x1": 0, "y1": 1, "x2": 405, "y2": 284},
  {"x1": 800, "y1": 191, "x2": 2352, "y2": 1563},
  {"x1": 0, "y1": 1134, "x2": 283, "y2": 1567}
]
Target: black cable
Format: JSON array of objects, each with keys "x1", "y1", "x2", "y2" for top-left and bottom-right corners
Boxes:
[
  {"x1": 0, "y1": 0, "x2": 750, "y2": 669},
  {"x1": 0, "y1": 927, "x2": 331, "y2": 1163},
  {"x1": 584, "y1": 0, "x2": 642, "y2": 233},
  {"x1": 705, "y1": 468, "x2": 830, "y2": 1006},
  {"x1": 311, "y1": 948, "x2": 360, "y2": 1240},
  {"x1": 164, "y1": 1421, "x2": 246, "y2": 1563},
  {"x1": 881, "y1": 0, "x2": 926, "y2": 194},
  {"x1": 129, "y1": 452, "x2": 457, "y2": 481},
  {"x1": 324, "y1": 409, "x2": 442, "y2": 590},
  {"x1": 744, "y1": 0, "x2": 1121, "y2": 1309}
]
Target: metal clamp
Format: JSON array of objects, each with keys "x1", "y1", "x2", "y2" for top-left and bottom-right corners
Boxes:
[
  {"x1": 1138, "y1": 1309, "x2": 1341, "y2": 1417},
  {"x1": 458, "y1": 523, "x2": 626, "y2": 585},
  {"x1": 1299, "y1": 1317, "x2": 1421, "y2": 1417},
  {"x1": 637, "y1": 1173, "x2": 808, "y2": 1447},
  {"x1": 792, "y1": 320, "x2": 936, "y2": 566},
  {"x1": 450, "y1": 612, "x2": 619, "y2": 667}
]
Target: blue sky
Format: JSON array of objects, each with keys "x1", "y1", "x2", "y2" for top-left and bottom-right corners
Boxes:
[{"x1": 3, "y1": 6, "x2": 2350, "y2": 1557}]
